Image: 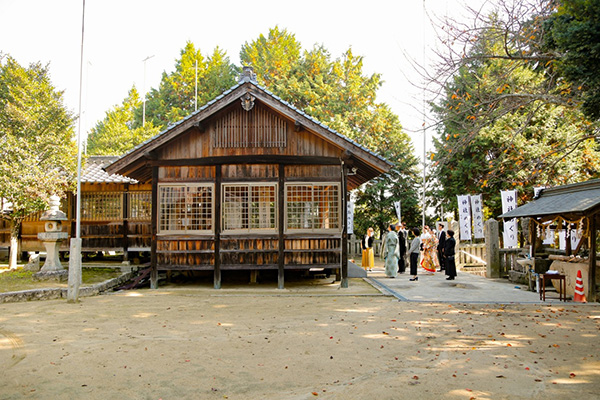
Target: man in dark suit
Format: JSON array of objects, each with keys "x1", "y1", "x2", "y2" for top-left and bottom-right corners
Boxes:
[
  {"x1": 395, "y1": 223, "x2": 407, "y2": 273},
  {"x1": 436, "y1": 222, "x2": 446, "y2": 272}
]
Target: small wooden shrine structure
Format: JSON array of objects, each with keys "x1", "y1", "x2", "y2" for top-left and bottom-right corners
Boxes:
[
  {"x1": 500, "y1": 179, "x2": 600, "y2": 301},
  {"x1": 105, "y1": 68, "x2": 391, "y2": 288},
  {"x1": 0, "y1": 156, "x2": 152, "y2": 259}
]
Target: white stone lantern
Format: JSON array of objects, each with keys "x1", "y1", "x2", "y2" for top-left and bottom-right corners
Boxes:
[{"x1": 37, "y1": 195, "x2": 69, "y2": 272}]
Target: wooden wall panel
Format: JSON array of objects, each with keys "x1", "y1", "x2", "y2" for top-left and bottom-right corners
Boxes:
[
  {"x1": 156, "y1": 102, "x2": 343, "y2": 161},
  {"x1": 222, "y1": 164, "x2": 278, "y2": 180},
  {"x1": 159, "y1": 166, "x2": 215, "y2": 182}
]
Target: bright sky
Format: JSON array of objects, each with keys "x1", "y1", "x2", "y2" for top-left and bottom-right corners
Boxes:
[{"x1": 0, "y1": 0, "x2": 480, "y2": 161}]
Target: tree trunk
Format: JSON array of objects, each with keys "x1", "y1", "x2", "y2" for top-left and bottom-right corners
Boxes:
[{"x1": 9, "y1": 220, "x2": 21, "y2": 270}]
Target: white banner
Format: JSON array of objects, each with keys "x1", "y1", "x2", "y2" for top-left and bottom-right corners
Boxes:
[
  {"x1": 471, "y1": 194, "x2": 484, "y2": 239},
  {"x1": 559, "y1": 230, "x2": 566, "y2": 250},
  {"x1": 457, "y1": 195, "x2": 472, "y2": 240},
  {"x1": 347, "y1": 201, "x2": 355, "y2": 235},
  {"x1": 501, "y1": 190, "x2": 518, "y2": 248},
  {"x1": 501, "y1": 190, "x2": 518, "y2": 214},
  {"x1": 393, "y1": 201, "x2": 401, "y2": 223},
  {"x1": 570, "y1": 227, "x2": 582, "y2": 250},
  {"x1": 503, "y1": 219, "x2": 518, "y2": 248}
]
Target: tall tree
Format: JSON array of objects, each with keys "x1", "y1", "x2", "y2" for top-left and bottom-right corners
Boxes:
[
  {"x1": 87, "y1": 86, "x2": 159, "y2": 155},
  {"x1": 240, "y1": 26, "x2": 301, "y2": 89},
  {"x1": 427, "y1": 0, "x2": 600, "y2": 216},
  {"x1": 241, "y1": 29, "x2": 422, "y2": 232},
  {"x1": 545, "y1": 0, "x2": 600, "y2": 120},
  {"x1": 0, "y1": 55, "x2": 77, "y2": 268},
  {"x1": 136, "y1": 42, "x2": 238, "y2": 130}
]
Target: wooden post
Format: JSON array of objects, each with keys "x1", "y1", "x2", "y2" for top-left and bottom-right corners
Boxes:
[
  {"x1": 122, "y1": 183, "x2": 129, "y2": 262},
  {"x1": 150, "y1": 167, "x2": 158, "y2": 289},
  {"x1": 589, "y1": 216, "x2": 597, "y2": 302},
  {"x1": 214, "y1": 166, "x2": 222, "y2": 289},
  {"x1": 277, "y1": 164, "x2": 285, "y2": 289},
  {"x1": 484, "y1": 219, "x2": 500, "y2": 278},
  {"x1": 341, "y1": 164, "x2": 348, "y2": 288},
  {"x1": 529, "y1": 218, "x2": 538, "y2": 291}
]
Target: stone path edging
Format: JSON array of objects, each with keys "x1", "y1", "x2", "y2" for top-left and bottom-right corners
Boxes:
[{"x1": 0, "y1": 271, "x2": 135, "y2": 303}]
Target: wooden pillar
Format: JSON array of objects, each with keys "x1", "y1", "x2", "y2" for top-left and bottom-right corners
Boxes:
[
  {"x1": 589, "y1": 216, "x2": 597, "y2": 302},
  {"x1": 122, "y1": 183, "x2": 129, "y2": 262},
  {"x1": 529, "y1": 218, "x2": 538, "y2": 291},
  {"x1": 484, "y1": 219, "x2": 500, "y2": 278},
  {"x1": 277, "y1": 164, "x2": 285, "y2": 289},
  {"x1": 341, "y1": 164, "x2": 349, "y2": 288},
  {"x1": 565, "y1": 221, "x2": 572, "y2": 256},
  {"x1": 150, "y1": 167, "x2": 158, "y2": 289},
  {"x1": 214, "y1": 166, "x2": 222, "y2": 289}
]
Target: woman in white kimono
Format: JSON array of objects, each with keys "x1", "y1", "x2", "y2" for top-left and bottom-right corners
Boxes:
[{"x1": 383, "y1": 224, "x2": 399, "y2": 278}]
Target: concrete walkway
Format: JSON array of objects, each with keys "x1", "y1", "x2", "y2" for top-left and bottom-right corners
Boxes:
[{"x1": 365, "y1": 266, "x2": 568, "y2": 304}]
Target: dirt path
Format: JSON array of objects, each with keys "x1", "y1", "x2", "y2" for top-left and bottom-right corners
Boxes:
[{"x1": 0, "y1": 283, "x2": 598, "y2": 399}]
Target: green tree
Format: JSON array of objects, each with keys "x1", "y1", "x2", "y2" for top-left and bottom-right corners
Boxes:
[
  {"x1": 429, "y1": 4, "x2": 600, "y2": 216},
  {"x1": 138, "y1": 42, "x2": 238, "y2": 129},
  {"x1": 545, "y1": 0, "x2": 600, "y2": 120},
  {"x1": 240, "y1": 26, "x2": 301, "y2": 89},
  {"x1": 241, "y1": 29, "x2": 422, "y2": 232},
  {"x1": 0, "y1": 55, "x2": 77, "y2": 268},
  {"x1": 87, "y1": 86, "x2": 159, "y2": 155}
]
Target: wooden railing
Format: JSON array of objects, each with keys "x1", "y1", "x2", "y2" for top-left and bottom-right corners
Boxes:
[
  {"x1": 456, "y1": 243, "x2": 486, "y2": 267},
  {"x1": 348, "y1": 238, "x2": 382, "y2": 258}
]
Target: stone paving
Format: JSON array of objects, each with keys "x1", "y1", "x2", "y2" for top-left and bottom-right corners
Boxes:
[{"x1": 365, "y1": 265, "x2": 569, "y2": 304}]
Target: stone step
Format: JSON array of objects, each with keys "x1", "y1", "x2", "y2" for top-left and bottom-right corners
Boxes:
[{"x1": 460, "y1": 265, "x2": 486, "y2": 277}]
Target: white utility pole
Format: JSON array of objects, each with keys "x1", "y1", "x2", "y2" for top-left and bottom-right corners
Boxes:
[
  {"x1": 195, "y1": 59, "x2": 198, "y2": 111},
  {"x1": 142, "y1": 55, "x2": 154, "y2": 127},
  {"x1": 67, "y1": 0, "x2": 85, "y2": 302}
]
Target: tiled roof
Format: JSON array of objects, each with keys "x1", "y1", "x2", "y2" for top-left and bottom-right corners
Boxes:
[
  {"x1": 500, "y1": 179, "x2": 600, "y2": 219},
  {"x1": 108, "y1": 76, "x2": 391, "y2": 169},
  {"x1": 82, "y1": 156, "x2": 138, "y2": 184}
]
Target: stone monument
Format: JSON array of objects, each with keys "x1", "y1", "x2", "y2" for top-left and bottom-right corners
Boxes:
[{"x1": 36, "y1": 195, "x2": 68, "y2": 278}]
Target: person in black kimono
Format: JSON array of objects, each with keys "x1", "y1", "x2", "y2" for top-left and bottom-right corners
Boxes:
[
  {"x1": 444, "y1": 229, "x2": 457, "y2": 280},
  {"x1": 436, "y1": 223, "x2": 447, "y2": 272},
  {"x1": 395, "y1": 223, "x2": 407, "y2": 273}
]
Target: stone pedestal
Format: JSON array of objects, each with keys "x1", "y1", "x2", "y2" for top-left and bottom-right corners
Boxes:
[
  {"x1": 36, "y1": 195, "x2": 69, "y2": 274},
  {"x1": 38, "y1": 232, "x2": 68, "y2": 271}
]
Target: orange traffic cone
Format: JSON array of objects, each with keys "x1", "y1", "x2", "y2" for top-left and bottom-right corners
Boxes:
[{"x1": 573, "y1": 270, "x2": 587, "y2": 303}]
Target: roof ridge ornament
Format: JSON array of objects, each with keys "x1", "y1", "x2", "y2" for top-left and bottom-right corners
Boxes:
[{"x1": 239, "y1": 66, "x2": 257, "y2": 84}]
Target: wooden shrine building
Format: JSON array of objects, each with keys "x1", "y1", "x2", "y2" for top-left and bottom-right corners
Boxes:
[
  {"x1": 501, "y1": 179, "x2": 600, "y2": 301},
  {"x1": 105, "y1": 68, "x2": 391, "y2": 289}
]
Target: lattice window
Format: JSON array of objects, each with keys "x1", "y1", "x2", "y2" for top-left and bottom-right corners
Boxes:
[
  {"x1": 158, "y1": 184, "x2": 213, "y2": 234},
  {"x1": 222, "y1": 183, "x2": 277, "y2": 233},
  {"x1": 214, "y1": 104, "x2": 287, "y2": 148},
  {"x1": 81, "y1": 192, "x2": 123, "y2": 221},
  {"x1": 286, "y1": 183, "x2": 340, "y2": 232},
  {"x1": 129, "y1": 191, "x2": 152, "y2": 221}
]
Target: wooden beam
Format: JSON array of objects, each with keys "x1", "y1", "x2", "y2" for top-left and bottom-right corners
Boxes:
[
  {"x1": 148, "y1": 155, "x2": 341, "y2": 167},
  {"x1": 278, "y1": 164, "x2": 285, "y2": 289},
  {"x1": 122, "y1": 183, "x2": 129, "y2": 261},
  {"x1": 150, "y1": 166, "x2": 158, "y2": 289},
  {"x1": 214, "y1": 166, "x2": 222, "y2": 289},
  {"x1": 341, "y1": 163, "x2": 349, "y2": 288},
  {"x1": 589, "y1": 216, "x2": 597, "y2": 302}
]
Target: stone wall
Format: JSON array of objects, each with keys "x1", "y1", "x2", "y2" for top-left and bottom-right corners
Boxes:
[{"x1": 0, "y1": 271, "x2": 135, "y2": 303}]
